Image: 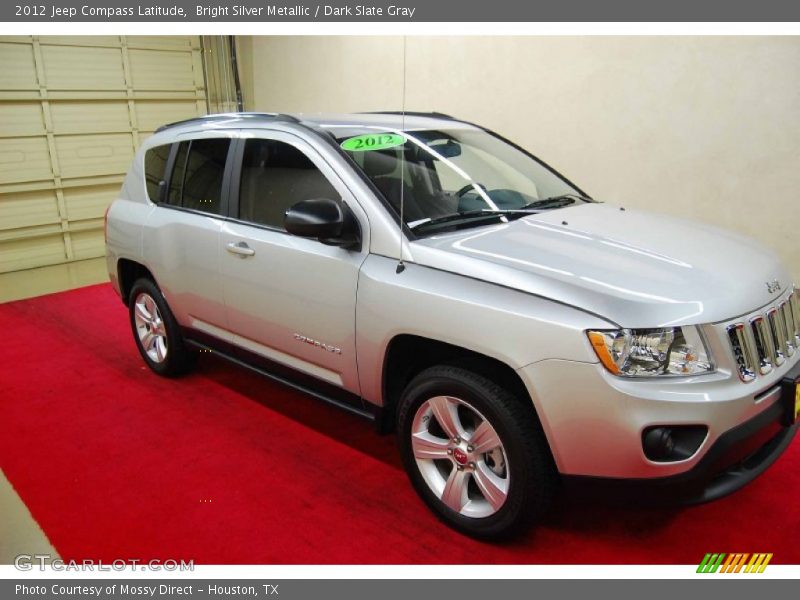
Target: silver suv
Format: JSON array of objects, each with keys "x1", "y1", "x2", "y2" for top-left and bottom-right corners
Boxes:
[{"x1": 105, "y1": 112, "x2": 800, "y2": 539}]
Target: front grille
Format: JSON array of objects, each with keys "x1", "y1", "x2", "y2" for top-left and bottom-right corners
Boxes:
[{"x1": 727, "y1": 288, "x2": 800, "y2": 383}]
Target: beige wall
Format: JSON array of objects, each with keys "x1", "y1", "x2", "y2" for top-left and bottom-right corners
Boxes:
[{"x1": 242, "y1": 36, "x2": 800, "y2": 280}]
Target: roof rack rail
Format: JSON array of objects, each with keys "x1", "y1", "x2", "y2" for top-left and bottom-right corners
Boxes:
[
  {"x1": 359, "y1": 111, "x2": 457, "y2": 120},
  {"x1": 155, "y1": 112, "x2": 301, "y2": 133}
]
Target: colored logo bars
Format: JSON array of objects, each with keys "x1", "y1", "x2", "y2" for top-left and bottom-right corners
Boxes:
[{"x1": 697, "y1": 553, "x2": 773, "y2": 573}]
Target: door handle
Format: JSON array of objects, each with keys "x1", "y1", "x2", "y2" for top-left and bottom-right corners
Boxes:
[{"x1": 226, "y1": 241, "x2": 255, "y2": 257}]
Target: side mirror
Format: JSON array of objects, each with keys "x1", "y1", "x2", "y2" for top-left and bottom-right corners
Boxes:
[{"x1": 284, "y1": 198, "x2": 360, "y2": 249}]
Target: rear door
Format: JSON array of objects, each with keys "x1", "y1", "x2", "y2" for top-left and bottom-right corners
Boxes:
[
  {"x1": 218, "y1": 130, "x2": 368, "y2": 395},
  {"x1": 142, "y1": 134, "x2": 234, "y2": 332}
]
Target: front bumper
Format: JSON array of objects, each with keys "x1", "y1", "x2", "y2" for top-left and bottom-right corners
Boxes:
[
  {"x1": 677, "y1": 378, "x2": 796, "y2": 503},
  {"x1": 517, "y1": 353, "x2": 800, "y2": 483}
]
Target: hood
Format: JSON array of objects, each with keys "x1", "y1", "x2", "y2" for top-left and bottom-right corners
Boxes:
[{"x1": 410, "y1": 203, "x2": 792, "y2": 327}]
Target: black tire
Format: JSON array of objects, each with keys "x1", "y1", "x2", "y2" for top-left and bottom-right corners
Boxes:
[
  {"x1": 128, "y1": 277, "x2": 195, "y2": 377},
  {"x1": 397, "y1": 365, "x2": 556, "y2": 540}
]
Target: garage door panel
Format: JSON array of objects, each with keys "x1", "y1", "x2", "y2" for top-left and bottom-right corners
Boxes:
[
  {"x1": 70, "y1": 230, "x2": 105, "y2": 261},
  {"x1": 0, "y1": 234, "x2": 66, "y2": 272},
  {"x1": 46, "y1": 91, "x2": 129, "y2": 101},
  {"x1": 44, "y1": 36, "x2": 122, "y2": 48},
  {"x1": 0, "y1": 102, "x2": 45, "y2": 137},
  {"x1": 128, "y1": 49, "x2": 197, "y2": 90},
  {"x1": 54, "y1": 133, "x2": 134, "y2": 179},
  {"x1": 0, "y1": 189, "x2": 60, "y2": 230},
  {"x1": 135, "y1": 100, "x2": 200, "y2": 131},
  {"x1": 50, "y1": 101, "x2": 131, "y2": 135},
  {"x1": 127, "y1": 36, "x2": 198, "y2": 51},
  {"x1": 0, "y1": 43, "x2": 38, "y2": 90},
  {"x1": 63, "y1": 184, "x2": 121, "y2": 222},
  {"x1": 0, "y1": 35, "x2": 207, "y2": 273},
  {"x1": 0, "y1": 137, "x2": 52, "y2": 184},
  {"x1": 41, "y1": 45, "x2": 126, "y2": 90}
]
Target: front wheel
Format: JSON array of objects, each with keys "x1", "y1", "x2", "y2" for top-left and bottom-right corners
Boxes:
[{"x1": 397, "y1": 365, "x2": 556, "y2": 540}]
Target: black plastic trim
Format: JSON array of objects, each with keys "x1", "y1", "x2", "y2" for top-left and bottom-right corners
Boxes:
[
  {"x1": 159, "y1": 141, "x2": 179, "y2": 204},
  {"x1": 226, "y1": 136, "x2": 245, "y2": 219},
  {"x1": 781, "y1": 359, "x2": 800, "y2": 426},
  {"x1": 182, "y1": 328, "x2": 374, "y2": 421},
  {"x1": 693, "y1": 422, "x2": 794, "y2": 504}
]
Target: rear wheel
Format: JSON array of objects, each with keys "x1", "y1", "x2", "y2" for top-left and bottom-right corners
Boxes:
[
  {"x1": 128, "y1": 278, "x2": 195, "y2": 377},
  {"x1": 397, "y1": 365, "x2": 556, "y2": 540}
]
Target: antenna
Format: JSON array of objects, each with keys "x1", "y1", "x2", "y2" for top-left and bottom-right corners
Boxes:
[{"x1": 396, "y1": 35, "x2": 407, "y2": 274}]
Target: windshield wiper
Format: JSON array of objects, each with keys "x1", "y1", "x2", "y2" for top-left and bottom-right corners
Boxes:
[
  {"x1": 522, "y1": 193, "x2": 591, "y2": 210},
  {"x1": 409, "y1": 209, "x2": 538, "y2": 232},
  {"x1": 409, "y1": 194, "x2": 591, "y2": 233}
]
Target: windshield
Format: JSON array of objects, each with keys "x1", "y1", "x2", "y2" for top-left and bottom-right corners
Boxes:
[{"x1": 330, "y1": 126, "x2": 589, "y2": 235}]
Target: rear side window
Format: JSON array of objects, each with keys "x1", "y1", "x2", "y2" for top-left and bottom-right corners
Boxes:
[
  {"x1": 182, "y1": 138, "x2": 230, "y2": 214},
  {"x1": 238, "y1": 138, "x2": 340, "y2": 229},
  {"x1": 166, "y1": 138, "x2": 231, "y2": 215},
  {"x1": 143, "y1": 144, "x2": 171, "y2": 202}
]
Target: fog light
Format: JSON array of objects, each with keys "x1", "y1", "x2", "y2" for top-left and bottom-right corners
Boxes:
[
  {"x1": 643, "y1": 427, "x2": 675, "y2": 461},
  {"x1": 642, "y1": 425, "x2": 708, "y2": 462}
]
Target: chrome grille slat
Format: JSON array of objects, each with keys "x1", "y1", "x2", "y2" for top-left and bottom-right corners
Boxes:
[
  {"x1": 727, "y1": 323, "x2": 756, "y2": 383},
  {"x1": 767, "y1": 308, "x2": 787, "y2": 366},
  {"x1": 726, "y1": 287, "x2": 797, "y2": 383},
  {"x1": 749, "y1": 316, "x2": 774, "y2": 375},
  {"x1": 791, "y1": 292, "x2": 800, "y2": 344},
  {"x1": 781, "y1": 301, "x2": 796, "y2": 356}
]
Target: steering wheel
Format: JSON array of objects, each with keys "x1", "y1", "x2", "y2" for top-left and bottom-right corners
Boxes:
[{"x1": 455, "y1": 182, "x2": 488, "y2": 198}]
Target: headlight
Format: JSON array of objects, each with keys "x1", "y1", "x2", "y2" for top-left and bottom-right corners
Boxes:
[{"x1": 587, "y1": 326, "x2": 714, "y2": 377}]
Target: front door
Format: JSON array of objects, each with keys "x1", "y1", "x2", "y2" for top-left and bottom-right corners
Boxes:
[{"x1": 219, "y1": 131, "x2": 368, "y2": 395}]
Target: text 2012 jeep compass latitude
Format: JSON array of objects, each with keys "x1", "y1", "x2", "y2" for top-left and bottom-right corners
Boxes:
[{"x1": 105, "y1": 112, "x2": 800, "y2": 539}]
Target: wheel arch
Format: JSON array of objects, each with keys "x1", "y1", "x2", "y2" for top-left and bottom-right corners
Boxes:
[
  {"x1": 117, "y1": 258, "x2": 157, "y2": 306},
  {"x1": 380, "y1": 334, "x2": 541, "y2": 436}
]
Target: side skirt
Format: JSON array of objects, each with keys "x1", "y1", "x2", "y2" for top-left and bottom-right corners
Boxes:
[{"x1": 182, "y1": 328, "x2": 377, "y2": 422}]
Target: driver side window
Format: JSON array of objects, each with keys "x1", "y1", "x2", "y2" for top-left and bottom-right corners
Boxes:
[{"x1": 238, "y1": 138, "x2": 341, "y2": 230}]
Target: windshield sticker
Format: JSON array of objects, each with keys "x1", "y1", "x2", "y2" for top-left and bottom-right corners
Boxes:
[{"x1": 340, "y1": 133, "x2": 406, "y2": 152}]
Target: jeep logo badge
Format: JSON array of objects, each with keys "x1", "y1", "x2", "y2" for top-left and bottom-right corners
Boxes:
[
  {"x1": 452, "y1": 448, "x2": 468, "y2": 465},
  {"x1": 766, "y1": 280, "x2": 781, "y2": 294}
]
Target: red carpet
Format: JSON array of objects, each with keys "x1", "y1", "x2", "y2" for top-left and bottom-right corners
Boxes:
[{"x1": 1, "y1": 283, "x2": 798, "y2": 564}]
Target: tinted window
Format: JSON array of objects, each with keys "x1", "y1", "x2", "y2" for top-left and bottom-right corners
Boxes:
[
  {"x1": 167, "y1": 141, "x2": 189, "y2": 206},
  {"x1": 144, "y1": 144, "x2": 171, "y2": 202},
  {"x1": 238, "y1": 139, "x2": 340, "y2": 229},
  {"x1": 181, "y1": 138, "x2": 230, "y2": 214}
]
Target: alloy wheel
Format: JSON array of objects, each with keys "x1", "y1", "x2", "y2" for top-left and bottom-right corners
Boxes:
[
  {"x1": 411, "y1": 395, "x2": 510, "y2": 518},
  {"x1": 133, "y1": 292, "x2": 168, "y2": 363}
]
